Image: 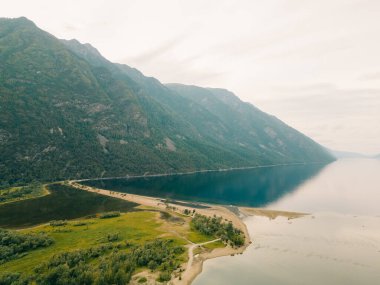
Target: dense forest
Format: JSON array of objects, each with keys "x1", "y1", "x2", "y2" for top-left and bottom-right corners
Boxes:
[{"x1": 191, "y1": 214, "x2": 245, "y2": 247}]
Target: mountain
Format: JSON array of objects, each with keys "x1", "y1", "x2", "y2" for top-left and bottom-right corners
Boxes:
[
  {"x1": 374, "y1": 154, "x2": 380, "y2": 159},
  {"x1": 0, "y1": 17, "x2": 334, "y2": 186},
  {"x1": 328, "y1": 149, "x2": 368, "y2": 159}
]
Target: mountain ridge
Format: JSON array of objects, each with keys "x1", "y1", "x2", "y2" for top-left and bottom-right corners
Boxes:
[
  {"x1": 0, "y1": 17, "x2": 334, "y2": 186},
  {"x1": 327, "y1": 149, "x2": 369, "y2": 159}
]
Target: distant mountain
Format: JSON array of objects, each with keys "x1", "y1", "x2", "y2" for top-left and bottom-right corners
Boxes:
[
  {"x1": 0, "y1": 17, "x2": 334, "y2": 186},
  {"x1": 328, "y1": 149, "x2": 368, "y2": 159},
  {"x1": 374, "y1": 154, "x2": 380, "y2": 159}
]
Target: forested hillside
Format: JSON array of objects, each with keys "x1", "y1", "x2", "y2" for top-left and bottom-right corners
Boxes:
[{"x1": 0, "y1": 17, "x2": 334, "y2": 186}]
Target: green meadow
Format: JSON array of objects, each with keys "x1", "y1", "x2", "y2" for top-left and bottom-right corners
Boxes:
[{"x1": 0, "y1": 211, "x2": 188, "y2": 275}]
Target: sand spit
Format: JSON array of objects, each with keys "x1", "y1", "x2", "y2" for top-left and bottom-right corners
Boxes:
[{"x1": 239, "y1": 207, "x2": 307, "y2": 220}]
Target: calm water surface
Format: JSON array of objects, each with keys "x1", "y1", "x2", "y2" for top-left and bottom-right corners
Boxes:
[
  {"x1": 195, "y1": 214, "x2": 380, "y2": 285},
  {"x1": 82, "y1": 163, "x2": 326, "y2": 207},
  {"x1": 83, "y1": 158, "x2": 380, "y2": 215},
  {"x1": 194, "y1": 159, "x2": 380, "y2": 285},
  {"x1": 0, "y1": 184, "x2": 137, "y2": 228}
]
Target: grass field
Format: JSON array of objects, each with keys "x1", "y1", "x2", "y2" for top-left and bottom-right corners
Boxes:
[
  {"x1": 0, "y1": 211, "x2": 187, "y2": 275},
  {"x1": 0, "y1": 208, "x2": 224, "y2": 276}
]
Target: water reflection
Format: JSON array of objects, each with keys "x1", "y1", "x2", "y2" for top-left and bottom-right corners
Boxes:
[
  {"x1": 193, "y1": 159, "x2": 380, "y2": 285},
  {"x1": 268, "y1": 159, "x2": 380, "y2": 215},
  {"x1": 82, "y1": 163, "x2": 327, "y2": 207},
  {"x1": 0, "y1": 184, "x2": 137, "y2": 228}
]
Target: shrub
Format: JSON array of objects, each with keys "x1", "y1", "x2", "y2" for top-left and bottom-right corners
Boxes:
[
  {"x1": 99, "y1": 212, "x2": 121, "y2": 219},
  {"x1": 73, "y1": 221, "x2": 88, "y2": 227},
  {"x1": 106, "y1": 233, "x2": 119, "y2": 242},
  {"x1": 0, "y1": 272, "x2": 29, "y2": 285},
  {"x1": 0, "y1": 228, "x2": 54, "y2": 264},
  {"x1": 49, "y1": 220, "x2": 67, "y2": 227},
  {"x1": 158, "y1": 271, "x2": 171, "y2": 282}
]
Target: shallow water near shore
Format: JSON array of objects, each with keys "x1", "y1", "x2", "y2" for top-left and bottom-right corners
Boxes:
[
  {"x1": 194, "y1": 158, "x2": 380, "y2": 284},
  {"x1": 194, "y1": 214, "x2": 380, "y2": 285}
]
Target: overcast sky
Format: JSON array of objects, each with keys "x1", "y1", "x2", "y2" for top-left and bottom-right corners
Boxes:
[{"x1": 2, "y1": 0, "x2": 380, "y2": 154}]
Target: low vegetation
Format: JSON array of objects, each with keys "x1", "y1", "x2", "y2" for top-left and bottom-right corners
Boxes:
[
  {"x1": 49, "y1": 220, "x2": 67, "y2": 227},
  {"x1": 0, "y1": 183, "x2": 46, "y2": 205},
  {"x1": 159, "y1": 211, "x2": 185, "y2": 223},
  {"x1": 0, "y1": 229, "x2": 54, "y2": 265},
  {"x1": 0, "y1": 211, "x2": 188, "y2": 284},
  {"x1": 0, "y1": 239, "x2": 184, "y2": 285},
  {"x1": 191, "y1": 213, "x2": 245, "y2": 247},
  {"x1": 99, "y1": 211, "x2": 121, "y2": 219}
]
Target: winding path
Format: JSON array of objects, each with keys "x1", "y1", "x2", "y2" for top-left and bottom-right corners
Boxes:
[{"x1": 186, "y1": 239, "x2": 221, "y2": 273}]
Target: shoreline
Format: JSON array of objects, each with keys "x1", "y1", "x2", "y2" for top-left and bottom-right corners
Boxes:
[
  {"x1": 181, "y1": 208, "x2": 307, "y2": 285},
  {"x1": 239, "y1": 207, "x2": 308, "y2": 220},
  {"x1": 68, "y1": 181, "x2": 304, "y2": 285},
  {"x1": 74, "y1": 161, "x2": 327, "y2": 182}
]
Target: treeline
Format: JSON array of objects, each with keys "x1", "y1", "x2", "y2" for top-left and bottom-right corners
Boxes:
[
  {"x1": 191, "y1": 214, "x2": 245, "y2": 247},
  {"x1": 0, "y1": 228, "x2": 54, "y2": 264},
  {"x1": 0, "y1": 239, "x2": 184, "y2": 285}
]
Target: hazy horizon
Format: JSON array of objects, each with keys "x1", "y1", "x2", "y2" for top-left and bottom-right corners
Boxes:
[{"x1": 2, "y1": 0, "x2": 380, "y2": 155}]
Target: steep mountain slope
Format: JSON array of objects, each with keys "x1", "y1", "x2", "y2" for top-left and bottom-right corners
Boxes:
[
  {"x1": 166, "y1": 84, "x2": 332, "y2": 163},
  {"x1": 0, "y1": 17, "x2": 334, "y2": 186}
]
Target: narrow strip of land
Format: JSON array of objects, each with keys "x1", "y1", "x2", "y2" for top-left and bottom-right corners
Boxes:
[
  {"x1": 186, "y1": 239, "x2": 221, "y2": 272},
  {"x1": 239, "y1": 207, "x2": 308, "y2": 219}
]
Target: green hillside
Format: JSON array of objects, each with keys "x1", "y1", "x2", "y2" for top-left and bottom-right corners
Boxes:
[{"x1": 0, "y1": 17, "x2": 334, "y2": 186}]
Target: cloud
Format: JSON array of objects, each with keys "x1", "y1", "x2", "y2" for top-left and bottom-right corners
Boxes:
[
  {"x1": 118, "y1": 33, "x2": 226, "y2": 86},
  {"x1": 121, "y1": 34, "x2": 187, "y2": 66},
  {"x1": 358, "y1": 71, "x2": 380, "y2": 81},
  {"x1": 64, "y1": 24, "x2": 77, "y2": 32},
  {"x1": 254, "y1": 83, "x2": 380, "y2": 154}
]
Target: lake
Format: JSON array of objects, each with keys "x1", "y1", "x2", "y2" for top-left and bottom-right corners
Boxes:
[{"x1": 83, "y1": 158, "x2": 380, "y2": 285}]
